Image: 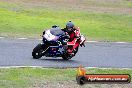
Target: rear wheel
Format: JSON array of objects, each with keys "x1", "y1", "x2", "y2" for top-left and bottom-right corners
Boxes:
[
  {"x1": 62, "y1": 53, "x2": 72, "y2": 60},
  {"x1": 62, "y1": 47, "x2": 79, "y2": 60},
  {"x1": 32, "y1": 44, "x2": 44, "y2": 59},
  {"x1": 74, "y1": 47, "x2": 79, "y2": 55}
]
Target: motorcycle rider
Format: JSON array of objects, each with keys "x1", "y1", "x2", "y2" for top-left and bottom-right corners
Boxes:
[{"x1": 62, "y1": 21, "x2": 81, "y2": 56}]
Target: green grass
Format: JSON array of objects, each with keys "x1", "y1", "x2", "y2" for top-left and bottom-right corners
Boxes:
[
  {"x1": 0, "y1": 1, "x2": 132, "y2": 41},
  {"x1": 0, "y1": 68, "x2": 76, "y2": 88},
  {"x1": 0, "y1": 68, "x2": 132, "y2": 88}
]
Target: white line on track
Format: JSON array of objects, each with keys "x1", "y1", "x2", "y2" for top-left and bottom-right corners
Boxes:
[
  {"x1": 115, "y1": 42, "x2": 127, "y2": 44},
  {"x1": 0, "y1": 66, "x2": 46, "y2": 69},
  {"x1": 86, "y1": 41, "x2": 98, "y2": 43},
  {"x1": 0, "y1": 36, "x2": 130, "y2": 44},
  {"x1": 38, "y1": 39, "x2": 42, "y2": 40},
  {"x1": 85, "y1": 67, "x2": 132, "y2": 69},
  {"x1": 0, "y1": 66, "x2": 132, "y2": 69},
  {"x1": 17, "y1": 38, "x2": 28, "y2": 40},
  {"x1": 0, "y1": 37, "x2": 4, "y2": 39}
]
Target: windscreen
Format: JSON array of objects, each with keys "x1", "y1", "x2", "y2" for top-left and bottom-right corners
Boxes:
[{"x1": 50, "y1": 28, "x2": 65, "y2": 36}]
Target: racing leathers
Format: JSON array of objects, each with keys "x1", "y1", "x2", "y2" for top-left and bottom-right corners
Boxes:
[{"x1": 62, "y1": 26, "x2": 81, "y2": 55}]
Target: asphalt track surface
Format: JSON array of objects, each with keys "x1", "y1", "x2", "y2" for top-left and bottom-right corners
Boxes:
[{"x1": 0, "y1": 38, "x2": 132, "y2": 68}]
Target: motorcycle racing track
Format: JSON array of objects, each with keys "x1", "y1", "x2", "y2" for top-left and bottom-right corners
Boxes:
[{"x1": 0, "y1": 38, "x2": 132, "y2": 68}]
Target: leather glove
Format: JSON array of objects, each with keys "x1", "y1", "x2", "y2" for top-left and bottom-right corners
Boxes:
[{"x1": 62, "y1": 41, "x2": 67, "y2": 45}]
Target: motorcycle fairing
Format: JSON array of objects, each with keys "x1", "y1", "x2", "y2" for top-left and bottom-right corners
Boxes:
[
  {"x1": 43, "y1": 30, "x2": 58, "y2": 41},
  {"x1": 80, "y1": 35, "x2": 86, "y2": 44},
  {"x1": 44, "y1": 46, "x2": 64, "y2": 57}
]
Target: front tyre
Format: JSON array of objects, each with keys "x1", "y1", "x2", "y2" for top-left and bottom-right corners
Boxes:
[{"x1": 32, "y1": 44, "x2": 43, "y2": 59}]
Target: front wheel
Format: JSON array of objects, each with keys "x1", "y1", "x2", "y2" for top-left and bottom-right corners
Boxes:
[{"x1": 32, "y1": 44, "x2": 44, "y2": 59}]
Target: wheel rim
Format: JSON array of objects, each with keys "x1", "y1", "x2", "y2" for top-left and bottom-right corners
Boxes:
[
  {"x1": 33, "y1": 49, "x2": 43, "y2": 58},
  {"x1": 35, "y1": 53, "x2": 39, "y2": 56}
]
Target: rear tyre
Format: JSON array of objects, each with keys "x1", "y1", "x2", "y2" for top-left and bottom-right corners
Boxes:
[
  {"x1": 73, "y1": 47, "x2": 79, "y2": 56},
  {"x1": 62, "y1": 53, "x2": 72, "y2": 60},
  {"x1": 62, "y1": 47, "x2": 79, "y2": 60},
  {"x1": 32, "y1": 44, "x2": 44, "y2": 59}
]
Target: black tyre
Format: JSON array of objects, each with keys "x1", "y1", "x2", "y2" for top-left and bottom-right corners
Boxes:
[
  {"x1": 62, "y1": 53, "x2": 72, "y2": 60},
  {"x1": 74, "y1": 47, "x2": 79, "y2": 56},
  {"x1": 32, "y1": 44, "x2": 44, "y2": 59},
  {"x1": 62, "y1": 47, "x2": 79, "y2": 60}
]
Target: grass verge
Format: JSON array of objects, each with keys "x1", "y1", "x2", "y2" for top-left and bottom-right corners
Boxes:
[
  {"x1": 0, "y1": 1, "x2": 132, "y2": 42},
  {"x1": 0, "y1": 67, "x2": 132, "y2": 88}
]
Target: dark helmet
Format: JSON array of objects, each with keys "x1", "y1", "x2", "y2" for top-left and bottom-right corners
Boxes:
[{"x1": 66, "y1": 21, "x2": 74, "y2": 29}]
